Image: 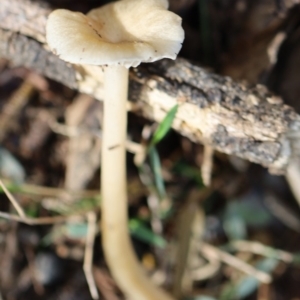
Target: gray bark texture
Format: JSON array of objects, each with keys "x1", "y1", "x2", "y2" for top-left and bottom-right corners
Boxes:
[{"x1": 1, "y1": 0, "x2": 300, "y2": 174}]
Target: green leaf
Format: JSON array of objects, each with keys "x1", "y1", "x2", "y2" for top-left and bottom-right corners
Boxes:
[
  {"x1": 148, "y1": 146, "x2": 166, "y2": 200},
  {"x1": 223, "y1": 215, "x2": 247, "y2": 241},
  {"x1": 150, "y1": 104, "x2": 178, "y2": 146},
  {"x1": 223, "y1": 199, "x2": 273, "y2": 241},
  {"x1": 0, "y1": 147, "x2": 25, "y2": 184},
  {"x1": 66, "y1": 222, "x2": 88, "y2": 238},
  {"x1": 129, "y1": 219, "x2": 167, "y2": 248}
]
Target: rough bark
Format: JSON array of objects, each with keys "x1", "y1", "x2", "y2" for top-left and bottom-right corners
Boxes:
[{"x1": 1, "y1": 0, "x2": 300, "y2": 173}]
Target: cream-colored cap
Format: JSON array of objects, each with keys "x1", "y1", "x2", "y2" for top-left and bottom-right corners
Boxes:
[{"x1": 46, "y1": 0, "x2": 184, "y2": 68}]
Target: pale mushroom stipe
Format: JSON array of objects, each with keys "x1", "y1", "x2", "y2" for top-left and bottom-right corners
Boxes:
[{"x1": 46, "y1": 0, "x2": 184, "y2": 299}]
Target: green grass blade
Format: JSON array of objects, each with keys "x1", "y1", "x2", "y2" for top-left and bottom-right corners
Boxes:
[
  {"x1": 129, "y1": 218, "x2": 167, "y2": 248},
  {"x1": 148, "y1": 146, "x2": 166, "y2": 200},
  {"x1": 150, "y1": 104, "x2": 178, "y2": 146}
]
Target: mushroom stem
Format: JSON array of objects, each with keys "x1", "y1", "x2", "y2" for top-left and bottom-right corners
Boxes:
[{"x1": 101, "y1": 65, "x2": 174, "y2": 300}]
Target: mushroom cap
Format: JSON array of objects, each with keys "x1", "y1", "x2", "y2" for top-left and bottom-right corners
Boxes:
[{"x1": 46, "y1": 0, "x2": 184, "y2": 68}]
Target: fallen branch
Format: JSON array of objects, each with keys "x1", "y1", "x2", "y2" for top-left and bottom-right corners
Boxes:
[{"x1": 1, "y1": 0, "x2": 300, "y2": 173}]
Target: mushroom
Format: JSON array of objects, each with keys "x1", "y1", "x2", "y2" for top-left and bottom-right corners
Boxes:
[{"x1": 46, "y1": 1, "x2": 184, "y2": 299}]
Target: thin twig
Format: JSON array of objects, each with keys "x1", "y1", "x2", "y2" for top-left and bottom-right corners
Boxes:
[
  {"x1": 83, "y1": 212, "x2": 99, "y2": 300},
  {"x1": 93, "y1": 267, "x2": 120, "y2": 300},
  {"x1": 286, "y1": 161, "x2": 300, "y2": 209},
  {"x1": 0, "y1": 223, "x2": 18, "y2": 290},
  {"x1": 0, "y1": 179, "x2": 26, "y2": 218},
  {"x1": 0, "y1": 211, "x2": 82, "y2": 225},
  {"x1": 200, "y1": 243, "x2": 272, "y2": 284},
  {"x1": 231, "y1": 240, "x2": 293, "y2": 263},
  {"x1": 24, "y1": 246, "x2": 45, "y2": 295},
  {"x1": 1, "y1": 180, "x2": 100, "y2": 198},
  {"x1": 201, "y1": 145, "x2": 214, "y2": 186},
  {"x1": 125, "y1": 140, "x2": 145, "y2": 155},
  {"x1": 173, "y1": 190, "x2": 206, "y2": 298},
  {"x1": 0, "y1": 179, "x2": 91, "y2": 225},
  {"x1": 264, "y1": 191, "x2": 300, "y2": 232},
  {"x1": 147, "y1": 194, "x2": 163, "y2": 235},
  {"x1": 0, "y1": 80, "x2": 34, "y2": 142},
  {"x1": 190, "y1": 257, "x2": 220, "y2": 281},
  {"x1": 49, "y1": 116, "x2": 145, "y2": 156}
]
